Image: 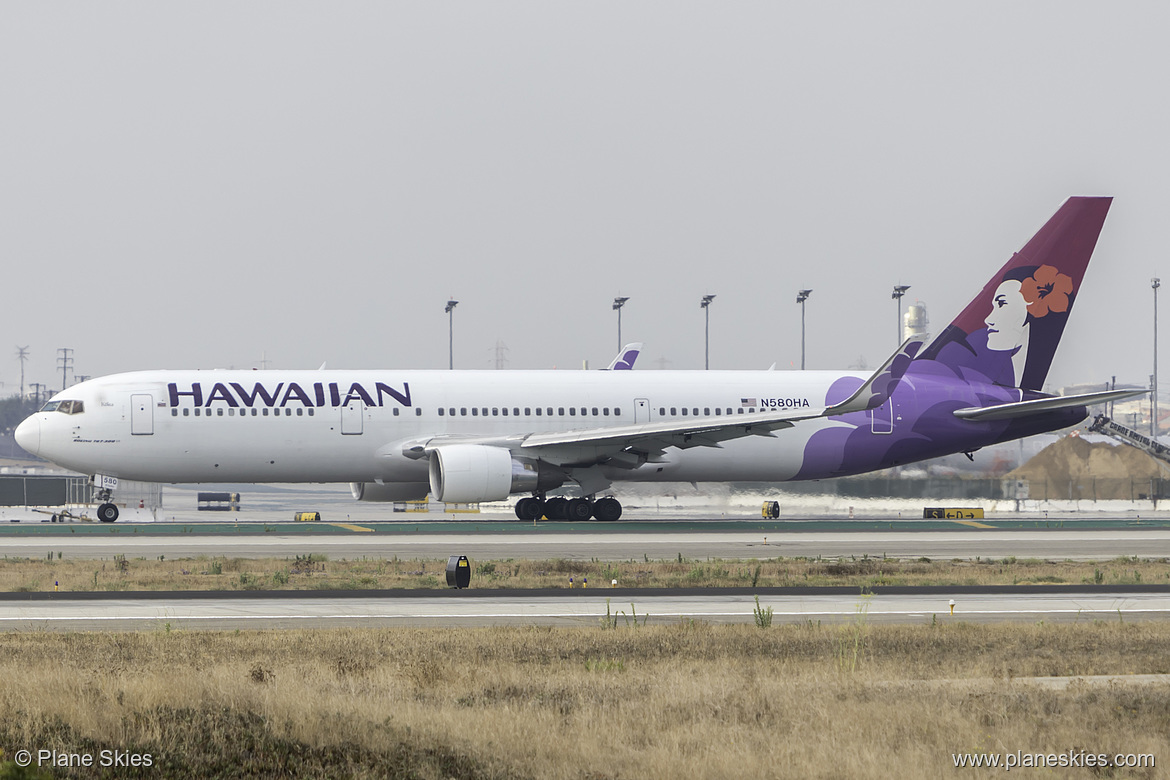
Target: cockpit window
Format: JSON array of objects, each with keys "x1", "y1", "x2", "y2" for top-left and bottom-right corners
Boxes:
[{"x1": 42, "y1": 400, "x2": 84, "y2": 415}]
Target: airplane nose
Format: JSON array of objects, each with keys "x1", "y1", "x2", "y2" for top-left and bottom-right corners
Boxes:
[{"x1": 14, "y1": 416, "x2": 40, "y2": 456}]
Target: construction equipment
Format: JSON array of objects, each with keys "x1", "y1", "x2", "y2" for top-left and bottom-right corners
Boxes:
[{"x1": 1087, "y1": 415, "x2": 1170, "y2": 466}]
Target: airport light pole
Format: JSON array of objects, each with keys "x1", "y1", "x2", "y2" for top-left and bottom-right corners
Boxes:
[
  {"x1": 892, "y1": 285, "x2": 911, "y2": 345},
  {"x1": 796, "y1": 290, "x2": 812, "y2": 370},
  {"x1": 700, "y1": 295, "x2": 716, "y2": 370},
  {"x1": 613, "y1": 296, "x2": 629, "y2": 353},
  {"x1": 445, "y1": 299, "x2": 459, "y2": 370},
  {"x1": 1154, "y1": 277, "x2": 1160, "y2": 438}
]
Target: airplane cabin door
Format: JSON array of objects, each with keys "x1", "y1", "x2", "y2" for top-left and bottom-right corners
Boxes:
[
  {"x1": 341, "y1": 399, "x2": 364, "y2": 435},
  {"x1": 131, "y1": 394, "x2": 154, "y2": 435},
  {"x1": 634, "y1": 398, "x2": 650, "y2": 424}
]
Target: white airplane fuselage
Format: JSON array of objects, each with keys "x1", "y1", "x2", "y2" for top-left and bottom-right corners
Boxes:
[{"x1": 18, "y1": 368, "x2": 866, "y2": 486}]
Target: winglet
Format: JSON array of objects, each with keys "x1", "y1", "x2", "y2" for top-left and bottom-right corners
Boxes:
[
  {"x1": 827, "y1": 339, "x2": 922, "y2": 416},
  {"x1": 605, "y1": 343, "x2": 642, "y2": 370}
]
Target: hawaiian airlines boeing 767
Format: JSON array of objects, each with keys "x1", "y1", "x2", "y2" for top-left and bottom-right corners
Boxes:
[{"x1": 15, "y1": 197, "x2": 1140, "y2": 522}]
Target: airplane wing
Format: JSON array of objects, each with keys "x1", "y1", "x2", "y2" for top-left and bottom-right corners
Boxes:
[{"x1": 514, "y1": 338, "x2": 922, "y2": 466}]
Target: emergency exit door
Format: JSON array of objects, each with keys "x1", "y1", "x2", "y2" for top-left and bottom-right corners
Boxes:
[{"x1": 131, "y1": 394, "x2": 154, "y2": 435}]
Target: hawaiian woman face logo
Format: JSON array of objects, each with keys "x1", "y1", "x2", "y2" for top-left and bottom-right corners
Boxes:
[
  {"x1": 986, "y1": 280, "x2": 1030, "y2": 352},
  {"x1": 984, "y1": 264, "x2": 1074, "y2": 385}
]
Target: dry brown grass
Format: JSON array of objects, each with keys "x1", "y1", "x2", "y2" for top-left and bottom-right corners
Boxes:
[
  {"x1": 1, "y1": 554, "x2": 1168, "y2": 593},
  {"x1": 0, "y1": 623, "x2": 1167, "y2": 778}
]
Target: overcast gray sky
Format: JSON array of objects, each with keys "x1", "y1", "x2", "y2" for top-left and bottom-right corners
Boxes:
[{"x1": 1, "y1": 2, "x2": 1163, "y2": 394}]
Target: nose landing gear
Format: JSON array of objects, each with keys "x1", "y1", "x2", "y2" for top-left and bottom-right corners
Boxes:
[{"x1": 92, "y1": 476, "x2": 120, "y2": 522}]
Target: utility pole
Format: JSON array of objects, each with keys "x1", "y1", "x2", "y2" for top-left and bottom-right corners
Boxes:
[
  {"x1": 796, "y1": 290, "x2": 812, "y2": 370},
  {"x1": 29, "y1": 382, "x2": 44, "y2": 408},
  {"x1": 700, "y1": 295, "x2": 716, "y2": 370},
  {"x1": 56, "y1": 348, "x2": 73, "y2": 392},
  {"x1": 445, "y1": 300, "x2": 459, "y2": 370},
  {"x1": 1154, "y1": 277, "x2": 1160, "y2": 439},
  {"x1": 892, "y1": 285, "x2": 910, "y2": 345},
  {"x1": 612, "y1": 297, "x2": 629, "y2": 353},
  {"x1": 15, "y1": 346, "x2": 28, "y2": 399}
]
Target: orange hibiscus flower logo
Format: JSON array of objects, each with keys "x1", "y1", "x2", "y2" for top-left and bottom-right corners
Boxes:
[{"x1": 1021, "y1": 265, "x2": 1073, "y2": 318}]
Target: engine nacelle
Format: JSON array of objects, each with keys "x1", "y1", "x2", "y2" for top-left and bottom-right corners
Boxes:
[
  {"x1": 350, "y1": 482, "x2": 430, "y2": 502},
  {"x1": 428, "y1": 444, "x2": 547, "y2": 503}
]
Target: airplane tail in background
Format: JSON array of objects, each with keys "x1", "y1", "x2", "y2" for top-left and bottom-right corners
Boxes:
[
  {"x1": 605, "y1": 343, "x2": 642, "y2": 370},
  {"x1": 918, "y1": 197, "x2": 1112, "y2": 392}
]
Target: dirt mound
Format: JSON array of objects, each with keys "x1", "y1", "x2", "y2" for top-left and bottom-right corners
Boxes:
[{"x1": 1007, "y1": 435, "x2": 1170, "y2": 499}]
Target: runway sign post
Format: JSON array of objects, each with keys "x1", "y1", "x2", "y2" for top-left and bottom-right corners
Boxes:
[{"x1": 923, "y1": 507, "x2": 985, "y2": 519}]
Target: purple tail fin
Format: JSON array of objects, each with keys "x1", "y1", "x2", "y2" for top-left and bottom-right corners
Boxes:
[{"x1": 918, "y1": 197, "x2": 1112, "y2": 391}]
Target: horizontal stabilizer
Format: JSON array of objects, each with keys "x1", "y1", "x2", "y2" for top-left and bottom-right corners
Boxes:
[{"x1": 953, "y1": 389, "x2": 1147, "y2": 422}]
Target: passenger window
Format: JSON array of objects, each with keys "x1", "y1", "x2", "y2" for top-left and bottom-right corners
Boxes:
[
  {"x1": 439, "y1": 408, "x2": 445, "y2": 416},
  {"x1": 481, "y1": 408, "x2": 488, "y2": 416},
  {"x1": 229, "y1": 408, "x2": 235, "y2": 416},
  {"x1": 183, "y1": 408, "x2": 190, "y2": 417},
  {"x1": 217, "y1": 408, "x2": 224, "y2": 417},
  {"x1": 252, "y1": 409, "x2": 258, "y2": 416},
  {"x1": 415, "y1": 408, "x2": 422, "y2": 416},
  {"x1": 569, "y1": 408, "x2": 576, "y2": 416},
  {"x1": 449, "y1": 408, "x2": 455, "y2": 416},
  {"x1": 461, "y1": 408, "x2": 467, "y2": 416},
  {"x1": 715, "y1": 408, "x2": 722, "y2": 416},
  {"x1": 308, "y1": 409, "x2": 314, "y2": 416},
  {"x1": 704, "y1": 408, "x2": 710, "y2": 416},
  {"x1": 525, "y1": 408, "x2": 532, "y2": 416},
  {"x1": 592, "y1": 407, "x2": 598, "y2": 416},
  {"x1": 726, "y1": 408, "x2": 733, "y2": 415},
  {"x1": 693, "y1": 408, "x2": 699, "y2": 416},
  {"x1": 547, "y1": 408, "x2": 553, "y2": 416},
  {"x1": 670, "y1": 407, "x2": 677, "y2": 415},
  {"x1": 195, "y1": 408, "x2": 202, "y2": 417},
  {"x1": 492, "y1": 408, "x2": 499, "y2": 416},
  {"x1": 473, "y1": 408, "x2": 479, "y2": 416},
  {"x1": 513, "y1": 407, "x2": 520, "y2": 416},
  {"x1": 501, "y1": 408, "x2": 508, "y2": 416},
  {"x1": 603, "y1": 408, "x2": 609, "y2": 416},
  {"x1": 736, "y1": 408, "x2": 743, "y2": 414},
  {"x1": 171, "y1": 409, "x2": 178, "y2": 417},
  {"x1": 659, "y1": 408, "x2": 665, "y2": 416},
  {"x1": 535, "y1": 408, "x2": 542, "y2": 416},
  {"x1": 296, "y1": 408, "x2": 303, "y2": 416},
  {"x1": 682, "y1": 408, "x2": 688, "y2": 416},
  {"x1": 558, "y1": 408, "x2": 565, "y2": 415}
]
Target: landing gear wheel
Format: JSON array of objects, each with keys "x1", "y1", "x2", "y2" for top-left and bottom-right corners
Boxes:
[
  {"x1": 544, "y1": 497, "x2": 568, "y2": 521},
  {"x1": 593, "y1": 497, "x2": 622, "y2": 522},
  {"x1": 515, "y1": 497, "x2": 545, "y2": 521},
  {"x1": 567, "y1": 498, "x2": 594, "y2": 521},
  {"x1": 97, "y1": 503, "x2": 119, "y2": 523}
]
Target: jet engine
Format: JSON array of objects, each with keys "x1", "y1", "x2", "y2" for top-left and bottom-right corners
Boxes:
[
  {"x1": 428, "y1": 444, "x2": 554, "y2": 503},
  {"x1": 350, "y1": 482, "x2": 430, "y2": 502}
]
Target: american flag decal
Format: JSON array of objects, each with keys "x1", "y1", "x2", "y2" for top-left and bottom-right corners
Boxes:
[{"x1": 740, "y1": 398, "x2": 756, "y2": 407}]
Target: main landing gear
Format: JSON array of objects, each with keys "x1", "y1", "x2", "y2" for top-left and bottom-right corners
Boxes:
[{"x1": 514, "y1": 495, "x2": 623, "y2": 522}]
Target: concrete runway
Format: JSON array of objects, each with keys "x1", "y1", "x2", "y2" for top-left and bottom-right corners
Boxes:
[
  {"x1": 2, "y1": 588, "x2": 1166, "y2": 630},
  {"x1": 3, "y1": 526, "x2": 1170, "y2": 561}
]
